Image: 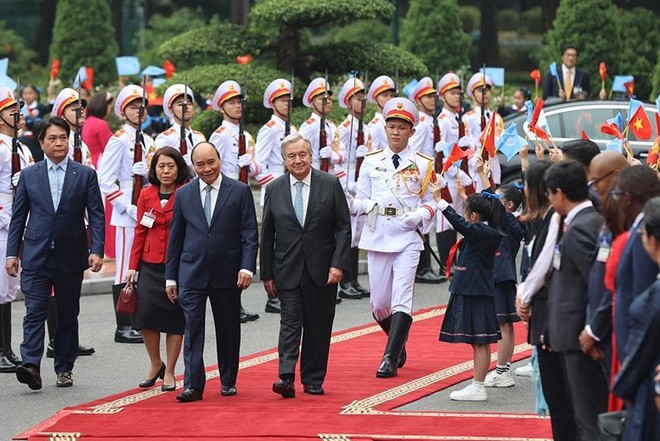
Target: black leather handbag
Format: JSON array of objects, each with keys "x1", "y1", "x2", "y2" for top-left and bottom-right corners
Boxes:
[{"x1": 597, "y1": 410, "x2": 626, "y2": 441}]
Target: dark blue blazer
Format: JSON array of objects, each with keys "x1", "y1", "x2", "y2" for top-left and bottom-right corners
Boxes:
[
  {"x1": 7, "y1": 158, "x2": 104, "y2": 272},
  {"x1": 615, "y1": 221, "x2": 657, "y2": 361},
  {"x1": 165, "y1": 175, "x2": 258, "y2": 290},
  {"x1": 493, "y1": 212, "x2": 524, "y2": 284},
  {"x1": 541, "y1": 66, "x2": 591, "y2": 100},
  {"x1": 442, "y1": 206, "x2": 503, "y2": 297},
  {"x1": 586, "y1": 228, "x2": 612, "y2": 341}
]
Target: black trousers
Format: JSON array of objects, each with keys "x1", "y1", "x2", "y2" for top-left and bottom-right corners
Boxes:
[{"x1": 277, "y1": 264, "x2": 336, "y2": 386}]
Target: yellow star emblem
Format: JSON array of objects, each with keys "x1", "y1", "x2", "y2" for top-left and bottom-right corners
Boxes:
[{"x1": 634, "y1": 117, "x2": 644, "y2": 132}]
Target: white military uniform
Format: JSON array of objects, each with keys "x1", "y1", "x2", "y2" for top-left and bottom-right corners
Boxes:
[
  {"x1": 462, "y1": 106, "x2": 504, "y2": 189},
  {"x1": 154, "y1": 123, "x2": 206, "y2": 152},
  {"x1": 0, "y1": 133, "x2": 33, "y2": 304},
  {"x1": 407, "y1": 77, "x2": 437, "y2": 159},
  {"x1": 298, "y1": 113, "x2": 345, "y2": 175},
  {"x1": 254, "y1": 114, "x2": 296, "y2": 204},
  {"x1": 51, "y1": 88, "x2": 94, "y2": 168},
  {"x1": 209, "y1": 120, "x2": 259, "y2": 181},
  {"x1": 367, "y1": 112, "x2": 387, "y2": 151},
  {"x1": 98, "y1": 124, "x2": 156, "y2": 284}
]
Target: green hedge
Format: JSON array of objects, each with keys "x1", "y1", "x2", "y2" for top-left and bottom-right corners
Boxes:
[{"x1": 251, "y1": 0, "x2": 393, "y2": 27}]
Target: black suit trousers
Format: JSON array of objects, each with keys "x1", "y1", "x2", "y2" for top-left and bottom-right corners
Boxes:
[
  {"x1": 537, "y1": 345, "x2": 578, "y2": 441},
  {"x1": 277, "y1": 263, "x2": 336, "y2": 386}
]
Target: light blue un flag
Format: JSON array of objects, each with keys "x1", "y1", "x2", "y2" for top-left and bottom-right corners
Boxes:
[{"x1": 496, "y1": 123, "x2": 527, "y2": 160}]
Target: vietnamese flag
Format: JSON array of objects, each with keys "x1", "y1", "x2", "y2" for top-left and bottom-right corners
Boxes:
[
  {"x1": 163, "y1": 59, "x2": 176, "y2": 78},
  {"x1": 628, "y1": 99, "x2": 652, "y2": 140},
  {"x1": 50, "y1": 59, "x2": 60, "y2": 81},
  {"x1": 443, "y1": 143, "x2": 475, "y2": 172},
  {"x1": 83, "y1": 67, "x2": 94, "y2": 91},
  {"x1": 599, "y1": 62, "x2": 607, "y2": 82},
  {"x1": 529, "y1": 69, "x2": 541, "y2": 86},
  {"x1": 624, "y1": 80, "x2": 635, "y2": 97},
  {"x1": 528, "y1": 98, "x2": 550, "y2": 141},
  {"x1": 479, "y1": 111, "x2": 497, "y2": 158},
  {"x1": 646, "y1": 136, "x2": 660, "y2": 166}
]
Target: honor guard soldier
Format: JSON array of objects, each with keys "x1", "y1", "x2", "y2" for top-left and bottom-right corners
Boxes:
[
  {"x1": 98, "y1": 85, "x2": 156, "y2": 344},
  {"x1": 367, "y1": 75, "x2": 396, "y2": 152},
  {"x1": 355, "y1": 97, "x2": 437, "y2": 378},
  {"x1": 0, "y1": 87, "x2": 34, "y2": 372},
  {"x1": 435, "y1": 73, "x2": 473, "y2": 272},
  {"x1": 254, "y1": 78, "x2": 296, "y2": 315},
  {"x1": 209, "y1": 80, "x2": 260, "y2": 323},
  {"x1": 155, "y1": 83, "x2": 206, "y2": 168},
  {"x1": 51, "y1": 88, "x2": 94, "y2": 167},
  {"x1": 297, "y1": 77, "x2": 347, "y2": 177},
  {"x1": 337, "y1": 78, "x2": 370, "y2": 300},
  {"x1": 407, "y1": 77, "x2": 443, "y2": 284},
  {"x1": 462, "y1": 72, "x2": 504, "y2": 190}
]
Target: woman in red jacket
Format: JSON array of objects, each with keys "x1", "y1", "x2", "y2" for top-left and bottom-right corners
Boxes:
[{"x1": 126, "y1": 147, "x2": 191, "y2": 391}]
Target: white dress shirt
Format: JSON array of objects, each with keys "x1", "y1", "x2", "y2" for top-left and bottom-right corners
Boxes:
[{"x1": 289, "y1": 171, "x2": 312, "y2": 226}]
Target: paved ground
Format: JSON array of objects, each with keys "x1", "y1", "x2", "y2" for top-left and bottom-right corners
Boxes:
[{"x1": 0, "y1": 273, "x2": 537, "y2": 440}]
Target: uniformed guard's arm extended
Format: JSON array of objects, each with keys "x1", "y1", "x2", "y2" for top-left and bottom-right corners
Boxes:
[
  {"x1": 253, "y1": 123, "x2": 276, "y2": 186},
  {"x1": 98, "y1": 135, "x2": 136, "y2": 219}
]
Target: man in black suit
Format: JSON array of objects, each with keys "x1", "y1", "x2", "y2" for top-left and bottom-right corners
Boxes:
[
  {"x1": 542, "y1": 44, "x2": 591, "y2": 101},
  {"x1": 545, "y1": 160, "x2": 607, "y2": 441},
  {"x1": 6, "y1": 117, "x2": 105, "y2": 389},
  {"x1": 165, "y1": 142, "x2": 258, "y2": 402},
  {"x1": 261, "y1": 133, "x2": 351, "y2": 398}
]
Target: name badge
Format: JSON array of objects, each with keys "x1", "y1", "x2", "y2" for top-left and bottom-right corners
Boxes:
[
  {"x1": 596, "y1": 245, "x2": 611, "y2": 263},
  {"x1": 140, "y1": 211, "x2": 156, "y2": 228},
  {"x1": 553, "y1": 245, "x2": 562, "y2": 270}
]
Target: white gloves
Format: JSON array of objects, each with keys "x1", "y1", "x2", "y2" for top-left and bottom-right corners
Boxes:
[
  {"x1": 237, "y1": 153, "x2": 252, "y2": 168},
  {"x1": 355, "y1": 145, "x2": 368, "y2": 158},
  {"x1": 434, "y1": 142, "x2": 444, "y2": 153},
  {"x1": 436, "y1": 199, "x2": 449, "y2": 212},
  {"x1": 345, "y1": 192, "x2": 355, "y2": 212},
  {"x1": 132, "y1": 161, "x2": 149, "y2": 177},
  {"x1": 182, "y1": 153, "x2": 192, "y2": 167},
  {"x1": 458, "y1": 137, "x2": 472, "y2": 148},
  {"x1": 11, "y1": 172, "x2": 20, "y2": 188},
  {"x1": 402, "y1": 211, "x2": 423, "y2": 229},
  {"x1": 126, "y1": 204, "x2": 138, "y2": 221},
  {"x1": 319, "y1": 146, "x2": 333, "y2": 159}
]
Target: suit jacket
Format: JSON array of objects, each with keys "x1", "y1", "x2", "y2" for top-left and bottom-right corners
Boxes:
[
  {"x1": 260, "y1": 169, "x2": 351, "y2": 289},
  {"x1": 542, "y1": 66, "x2": 591, "y2": 100},
  {"x1": 129, "y1": 184, "x2": 176, "y2": 269},
  {"x1": 493, "y1": 212, "x2": 524, "y2": 284},
  {"x1": 7, "y1": 158, "x2": 104, "y2": 271},
  {"x1": 547, "y1": 206, "x2": 602, "y2": 352},
  {"x1": 165, "y1": 174, "x2": 258, "y2": 290},
  {"x1": 442, "y1": 206, "x2": 503, "y2": 297}
]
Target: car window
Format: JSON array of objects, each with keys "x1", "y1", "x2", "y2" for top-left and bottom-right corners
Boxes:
[
  {"x1": 620, "y1": 107, "x2": 656, "y2": 142},
  {"x1": 559, "y1": 108, "x2": 615, "y2": 139}
]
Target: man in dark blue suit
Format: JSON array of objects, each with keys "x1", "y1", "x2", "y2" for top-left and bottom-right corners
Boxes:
[
  {"x1": 166, "y1": 141, "x2": 258, "y2": 402},
  {"x1": 542, "y1": 44, "x2": 592, "y2": 101},
  {"x1": 6, "y1": 117, "x2": 104, "y2": 390}
]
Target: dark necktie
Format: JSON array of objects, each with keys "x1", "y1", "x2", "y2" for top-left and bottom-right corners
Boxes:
[{"x1": 392, "y1": 154, "x2": 400, "y2": 169}]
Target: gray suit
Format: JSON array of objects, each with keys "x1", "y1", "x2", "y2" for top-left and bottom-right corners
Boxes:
[{"x1": 548, "y1": 205, "x2": 607, "y2": 441}]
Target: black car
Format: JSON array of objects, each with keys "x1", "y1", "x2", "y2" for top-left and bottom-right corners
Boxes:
[{"x1": 497, "y1": 99, "x2": 656, "y2": 183}]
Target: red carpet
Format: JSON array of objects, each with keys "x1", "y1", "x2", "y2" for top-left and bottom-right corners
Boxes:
[{"x1": 16, "y1": 307, "x2": 552, "y2": 440}]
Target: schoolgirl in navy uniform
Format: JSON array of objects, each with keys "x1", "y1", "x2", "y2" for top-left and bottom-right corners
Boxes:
[{"x1": 432, "y1": 179, "x2": 505, "y2": 401}]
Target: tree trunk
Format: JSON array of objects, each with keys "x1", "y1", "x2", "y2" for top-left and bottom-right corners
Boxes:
[
  {"x1": 479, "y1": 0, "x2": 500, "y2": 66},
  {"x1": 275, "y1": 23, "x2": 312, "y2": 83},
  {"x1": 541, "y1": 0, "x2": 559, "y2": 32}
]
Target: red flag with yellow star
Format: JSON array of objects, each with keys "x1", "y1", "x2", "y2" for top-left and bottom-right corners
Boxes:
[
  {"x1": 627, "y1": 99, "x2": 652, "y2": 140},
  {"x1": 647, "y1": 136, "x2": 660, "y2": 166}
]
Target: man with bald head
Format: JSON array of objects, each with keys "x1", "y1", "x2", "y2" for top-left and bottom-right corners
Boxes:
[
  {"x1": 166, "y1": 141, "x2": 259, "y2": 402},
  {"x1": 579, "y1": 150, "x2": 630, "y2": 380}
]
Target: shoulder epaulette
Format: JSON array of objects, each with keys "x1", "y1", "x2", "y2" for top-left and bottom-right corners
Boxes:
[
  {"x1": 113, "y1": 128, "x2": 125, "y2": 137},
  {"x1": 0, "y1": 139, "x2": 5, "y2": 146},
  {"x1": 419, "y1": 114, "x2": 426, "y2": 121},
  {"x1": 305, "y1": 117, "x2": 315, "y2": 124},
  {"x1": 465, "y1": 109, "x2": 476, "y2": 115},
  {"x1": 163, "y1": 127, "x2": 175, "y2": 135},
  {"x1": 266, "y1": 120, "x2": 276, "y2": 128},
  {"x1": 192, "y1": 129, "x2": 204, "y2": 136},
  {"x1": 371, "y1": 117, "x2": 380, "y2": 124},
  {"x1": 327, "y1": 118, "x2": 336, "y2": 125},
  {"x1": 342, "y1": 120, "x2": 351, "y2": 127},
  {"x1": 214, "y1": 126, "x2": 225, "y2": 134},
  {"x1": 416, "y1": 151, "x2": 434, "y2": 161},
  {"x1": 439, "y1": 114, "x2": 447, "y2": 120},
  {"x1": 366, "y1": 149, "x2": 382, "y2": 156}
]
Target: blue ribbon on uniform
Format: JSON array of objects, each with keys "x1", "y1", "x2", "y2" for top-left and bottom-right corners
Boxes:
[
  {"x1": 512, "y1": 182, "x2": 524, "y2": 190},
  {"x1": 482, "y1": 191, "x2": 502, "y2": 200}
]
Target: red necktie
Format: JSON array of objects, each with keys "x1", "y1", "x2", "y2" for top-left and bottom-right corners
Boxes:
[{"x1": 445, "y1": 238, "x2": 464, "y2": 279}]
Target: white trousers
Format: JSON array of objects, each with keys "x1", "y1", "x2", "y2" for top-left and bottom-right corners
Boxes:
[
  {"x1": 0, "y1": 230, "x2": 19, "y2": 304},
  {"x1": 367, "y1": 249, "x2": 419, "y2": 321},
  {"x1": 114, "y1": 226, "x2": 135, "y2": 285}
]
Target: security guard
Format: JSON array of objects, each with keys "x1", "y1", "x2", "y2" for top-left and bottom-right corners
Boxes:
[
  {"x1": 355, "y1": 97, "x2": 437, "y2": 378},
  {"x1": 208, "y1": 80, "x2": 260, "y2": 323},
  {"x1": 337, "y1": 78, "x2": 370, "y2": 300},
  {"x1": 462, "y1": 72, "x2": 504, "y2": 190},
  {"x1": 98, "y1": 84, "x2": 155, "y2": 344},
  {"x1": 0, "y1": 87, "x2": 33, "y2": 372},
  {"x1": 367, "y1": 75, "x2": 396, "y2": 152},
  {"x1": 254, "y1": 78, "x2": 297, "y2": 314},
  {"x1": 51, "y1": 88, "x2": 93, "y2": 167},
  {"x1": 407, "y1": 77, "x2": 443, "y2": 284},
  {"x1": 155, "y1": 84, "x2": 206, "y2": 168}
]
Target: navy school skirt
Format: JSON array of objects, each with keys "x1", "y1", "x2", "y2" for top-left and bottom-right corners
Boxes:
[{"x1": 440, "y1": 293, "x2": 501, "y2": 345}]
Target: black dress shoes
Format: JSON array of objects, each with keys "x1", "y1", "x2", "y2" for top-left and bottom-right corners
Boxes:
[
  {"x1": 240, "y1": 308, "x2": 260, "y2": 323},
  {"x1": 352, "y1": 280, "x2": 370, "y2": 297},
  {"x1": 56, "y1": 371, "x2": 73, "y2": 387},
  {"x1": 47, "y1": 342, "x2": 96, "y2": 358},
  {"x1": 2, "y1": 348, "x2": 21, "y2": 366},
  {"x1": 139, "y1": 363, "x2": 166, "y2": 388},
  {"x1": 114, "y1": 327, "x2": 143, "y2": 343},
  {"x1": 176, "y1": 388, "x2": 203, "y2": 402},
  {"x1": 264, "y1": 298, "x2": 281, "y2": 313},
  {"x1": 303, "y1": 384, "x2": 325, "y2": 395},
  {"x1": 161, "y1": 383, "x2": 176, "y2": 392},
  {"x1": 415, "y1": 268, "x2": 444, "y2": 284},
  {"x1": 221, "y1": 385, "x2": 237, "y2": 396},
  {"x1": 0, "y1": 352, "x2": 17, "y2": 373},
  {"x1": 272, "y1": 379, "x2": 295, "y2": 398},
  {"x1": 338, "y1": 282, "x2": 362, "y2": 299},
  {"x1": 16, "y1": 364, "x2": 42, "y2": 390}
]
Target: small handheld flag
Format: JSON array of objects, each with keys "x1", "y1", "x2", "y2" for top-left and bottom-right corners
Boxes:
[
  {"x1": 627, "y1": 99, "x2": 651, "y2": 140},
  {"x1": 496, "y1": 123, "x2": 527, "y2": 160}
]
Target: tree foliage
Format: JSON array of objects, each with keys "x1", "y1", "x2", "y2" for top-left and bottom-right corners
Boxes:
[
  {"x1": 400, "y1": 0, "x2": 470, "y2": 75},
  {"x1": 133, "y1": 8, "x2": 208, "y2": 68},
  {"x1": 652, "y1": 54, "x2": 660, "y2": 101},
  {"x1": 0, "y1": 21, "x2": 38, "y2": 77},
  {"x1": 49, "y1": 0, "x2": 119, "y2": 86},
  {"x1": 158, "y1": 21, "x2": 267, "y2": 71},
  {"x1": 318, "y1": 20, "x2": 391, "y2": 45}
]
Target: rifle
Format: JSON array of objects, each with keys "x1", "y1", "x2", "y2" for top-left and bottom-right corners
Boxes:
[
  {"x1": 285, "y1": 70, "x2": 294, "y2": 136},
  {"x1": 11, "y1": 80, "x2": 22, "y2": 195},
  {"x1": 74, "y1": 78, "x2": 83, "y2": 163},
  {"x1": 319, "y1": 69, "x2": 330, "y2": 172},
  {"x1": 434, "y1": 74, "x2": 452, "y2": 203},
  {"x1": 180, "y1": 76, "x2": 189, "y2": 155},
  {"x1": 456, "y1": 84, "x2": 475, "y2": 196},
  {"x1": 355, "y1": 71, "x2": 368, "y2": 180},
  {"x1": 394, "y1": 67, "x2": 399, "y2": 97},
  {"x1": 479, "y1": 65, "x2": 495, "y2": 189},
  {"x1": 132, "y1": 81, "x2": 147, "y2": 205},
  {"x1": 238, "y1": 70, "x2": 249, "y2": 184}
]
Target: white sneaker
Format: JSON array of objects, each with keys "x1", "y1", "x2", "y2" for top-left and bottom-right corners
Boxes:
[
  {"x1": 514, "y1": 363, "x2": 533, "y2": 377},
  {"x1": 449, "y1": 383, "x2": 487, "y2": 401},
  {"x1": 484, "y1": 370, "x2": 515, "y2": 387}
]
